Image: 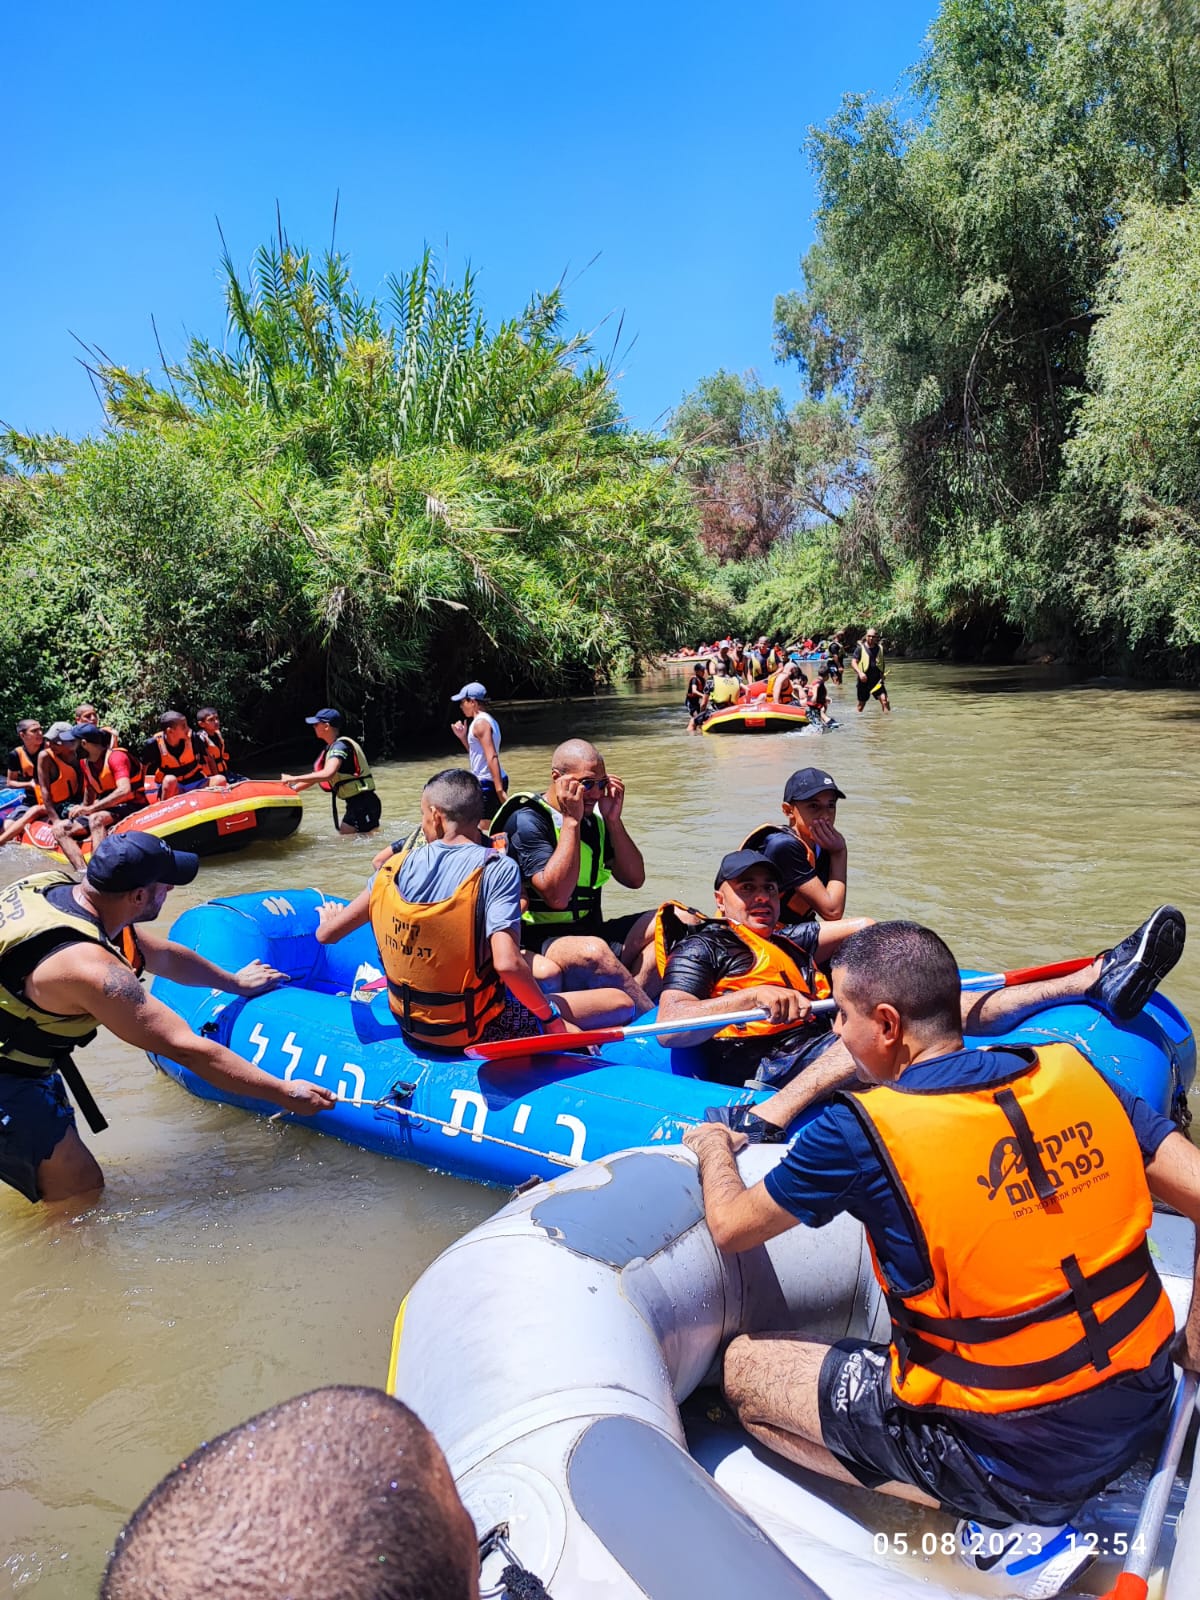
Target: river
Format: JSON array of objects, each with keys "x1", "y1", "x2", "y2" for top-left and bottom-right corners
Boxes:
[{"x1": 2, "y1": 661, "x2": 1199, "y2": 1596}]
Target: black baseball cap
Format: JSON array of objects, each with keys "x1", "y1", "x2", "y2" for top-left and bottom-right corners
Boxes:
[
  {"x1": 87, "y1": 832, "x2": 200, "y2": 893},
  {"x1": 783, "y1": 768, "x2": 846, "y2": 804},
  {"x1": 305, "y1": 708, "x2": 342, "y2": 725},
  {"x1": 714, "y1": 849, "x2": 781, "y2": 890}
]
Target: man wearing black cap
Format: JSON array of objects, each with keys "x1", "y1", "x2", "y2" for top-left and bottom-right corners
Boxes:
[
  {"x1": 743, "y1": 767, "x2": 849, "y2": 923},
  {"x1": 283, "y1": 711, "x2": 380, "y2": 835},
  {"x1": 0, "y1": 833, "x2": 335, "y2": 1205},
  {"x1": 654, "y1": 850, "x2": 869, "y2": 1091},
  {"x1": 661, "y1": 850, "x2": 1187, "y2": 1138}
]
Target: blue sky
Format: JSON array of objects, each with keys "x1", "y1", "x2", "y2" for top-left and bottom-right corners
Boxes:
[{"x1": 4, "y1": 0, "x2": 936, "y2": 440}]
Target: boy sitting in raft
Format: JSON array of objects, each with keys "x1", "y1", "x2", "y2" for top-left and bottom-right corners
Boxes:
[
  {"x1": 315, "y1": 769, "x2": 631, "y2": 1050},
  {"x1": 685, "y1": 918, "x2": 1197, "y2": 1598},
  {"x1": 655, "y1": 850, "x2": 1184, "y2": 1139}
]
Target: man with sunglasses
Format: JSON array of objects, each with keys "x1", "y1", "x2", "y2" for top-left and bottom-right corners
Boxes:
[{"x1": 492, "y1": 739, "x2": 654, "y2": 1012}]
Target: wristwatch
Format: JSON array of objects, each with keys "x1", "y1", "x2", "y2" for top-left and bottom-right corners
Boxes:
[{"x1": 537, "y1": 1001, "x2": 562, "y2": 1025}]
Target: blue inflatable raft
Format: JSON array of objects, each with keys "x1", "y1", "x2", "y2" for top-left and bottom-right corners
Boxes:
[{"x1": 149, "y1": 890, "x2": 1196, "y2": 1190}]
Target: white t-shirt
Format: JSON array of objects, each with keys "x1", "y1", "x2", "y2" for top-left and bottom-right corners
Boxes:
[{"x1": 467, "y1": 712, "x2": 502, "y2": 783}]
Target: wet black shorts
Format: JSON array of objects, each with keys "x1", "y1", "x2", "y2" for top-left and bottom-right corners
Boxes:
[
  {"x1": 340, "y1": 790, "x2": 382, "y2": 833},
  {"x1": 819, "y1": 1339, "x2": 1090, "y2": 1525},
  {"x1": 532, "y1": 910, "x2": 644, "y2": 959},
  {"x1": 0, "y1": 1073, "x2": 76, "y2": 1204},
  {"x1": 855, "y1": 676, "x2": 884, "y2": 705}
]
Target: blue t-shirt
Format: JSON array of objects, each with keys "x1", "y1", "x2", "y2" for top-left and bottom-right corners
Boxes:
[
  {"x1": 394, "y1": 840, "x2": 521, "y2": 939},
  {"x1": 764, "y1": 1046, "x2": 1176, "y2": 1497}
]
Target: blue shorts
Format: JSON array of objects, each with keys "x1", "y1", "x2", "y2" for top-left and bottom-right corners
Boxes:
[{"x1": 0, "y1": 1072, "x2": 76, "y2": 1203}]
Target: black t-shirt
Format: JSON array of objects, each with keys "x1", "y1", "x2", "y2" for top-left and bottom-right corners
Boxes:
[
  {"x1": 502, "y1": 802, "x2": 614, "y2": 941},
  {"x1": 755, "y1": 828, "x2": 831, "y2": 921},
  {"x1": 3, "y1": 883, "x2": 141, "y2": 994},
  {"x1": 661, "y1": 919, "x2": 828, "y2": 1085}
]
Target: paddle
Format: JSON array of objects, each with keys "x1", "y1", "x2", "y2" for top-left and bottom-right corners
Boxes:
[
  {"x1": 959, "y1": 955, "x2": 1094, "y2": 991},
  {"x1": 1100, "y1": 1368, "x2": 1198, "y2": 1600},
  {"x1": 464, "y1": 1002, "x2": 837, "y2": 1063}
]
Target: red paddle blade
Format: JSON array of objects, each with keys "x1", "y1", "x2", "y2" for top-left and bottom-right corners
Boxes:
[
  {"x1": 465, "y1": 1027, "x2": 623, "y2": 1062},
  {"x1": 1002, "y1": 955, "x2": 1093, "y2": 987}
]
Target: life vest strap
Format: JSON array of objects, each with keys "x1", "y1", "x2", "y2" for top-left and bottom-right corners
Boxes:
[
  {"x1": 895, "y1": 1264, "x2": 1164, "y2": 1391},
  {"x1": 387, "y1": 977, "x2": 480, "y2": 1038},
  {"x1": 58, "y1": 1054, "x2": 108, "y2": 1134},
  {"x1": 995, "y1": 1085, "x2": 1058, "y2": 1204},
  {"x1": 0, "y1": 1005, "x2": 100, "y2": 1062},
  {"x1": 891, "y1": 1238, "x2": 1153, "y2": 1344}
]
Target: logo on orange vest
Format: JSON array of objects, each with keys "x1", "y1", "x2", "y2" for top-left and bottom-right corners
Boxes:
[{"x1": 977, "y1": 1120, "x2": 1105, "y2": 1208}]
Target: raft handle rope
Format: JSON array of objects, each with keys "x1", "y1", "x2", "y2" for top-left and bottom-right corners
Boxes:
[
  {"x1": 269, "y1": 1079, "x2": 584, "y2": 1168},
  {"x1": 479, "y1": 1522, "x2": 555, "y2": 1600}
]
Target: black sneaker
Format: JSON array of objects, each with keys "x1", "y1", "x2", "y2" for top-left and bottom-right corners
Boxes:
[{"x1": 1088, "y1": 905, "x2": 1186, "y2": 1021}]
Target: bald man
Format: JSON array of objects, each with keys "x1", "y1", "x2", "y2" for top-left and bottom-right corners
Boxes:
[
  {"x1": 101, "y1": 1387, "x2": 479, "y2": 1600},
  {"x1": 492, "y1": 738, "x2": 655, "y2": 1011}
]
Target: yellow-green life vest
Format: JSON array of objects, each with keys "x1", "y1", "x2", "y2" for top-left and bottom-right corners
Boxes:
[
  {"x1": 491, "y1": 793, "x2": 612, "y2": 929},
  {"x1": 319, "y1": 737, "x2": 376, "y2": 799},
  {"x1": 0, "y1": 873, "x2": 140, "y2": 1077}
]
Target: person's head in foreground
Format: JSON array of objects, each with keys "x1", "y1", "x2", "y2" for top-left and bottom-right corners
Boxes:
[
  {"x1": 830, "y1": 920, "x2": 963, "y2": 1083},
  {"x1": 100, "y1": 1385, "x2": 479, "y2": 1600}
]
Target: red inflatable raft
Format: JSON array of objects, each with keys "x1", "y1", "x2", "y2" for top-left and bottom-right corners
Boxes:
[
  {"x1": 701, "y1": 703, "x2": 810, "y2": 735},
  {"x1": 21, "y1": 780, "x2": 304, "y2": 864}
]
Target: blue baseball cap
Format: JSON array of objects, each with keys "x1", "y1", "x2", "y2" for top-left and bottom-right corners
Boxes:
[
  {"x1": 305, "y1": 708, "x2": 342, "y2": 725},
  {"x1": 70, "y1": 723, "x2": 109, "y2": 745},
  {"x1": 87, "y1": 832, "x2": 199, "y2": 893},
  {"x1": 451, "y1": 682, "x2": 488, "y2": 702}
]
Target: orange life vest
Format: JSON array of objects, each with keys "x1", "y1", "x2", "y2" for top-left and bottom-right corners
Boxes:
[
  {"x1": 151, "y1": 731, "x2": 206, "y2": 785},
  {"x1": 369, "y1": 844, "x2": 507, "y2": 1049},
  {"x1": 653, "y1": 905, "x2": 830, "y2": 1039},
  {"x1": 841, "y1": 1044, "x2": 1174, "y2": 1416},
  {"x1": 199, "y1": 729, "x2": 229, "y2": 776},
  {"x1": 81, "y1": 746, "x2": 147, "y2": 809},
  {"x1": 41, "y1": 754, "x2": 82, "y2": 809},
  {"x1": 12, "y1": 745, "x2": 42, "y2": 804}
]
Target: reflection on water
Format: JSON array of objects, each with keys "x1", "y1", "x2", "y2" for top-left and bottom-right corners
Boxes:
[{"x1": 2, "y1": 661, "x2": 1199, "y2": 1595}]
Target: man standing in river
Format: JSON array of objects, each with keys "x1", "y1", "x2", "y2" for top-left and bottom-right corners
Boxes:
[
  {"x1": 0, "y1": 833, "x2": 334, "y2": 1205},
  {"x1": 852, "y1": 626, "x2": 890, "y2": 713}
]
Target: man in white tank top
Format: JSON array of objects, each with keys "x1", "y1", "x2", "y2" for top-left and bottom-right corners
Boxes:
[{"x1": 450, "y1": 682, "x2": 507, "y2": 814}]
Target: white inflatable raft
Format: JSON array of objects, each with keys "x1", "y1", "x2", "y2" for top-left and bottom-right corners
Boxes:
[{"x1": 391, "y1": 1145, "x2": 1199, "y2": 1599}]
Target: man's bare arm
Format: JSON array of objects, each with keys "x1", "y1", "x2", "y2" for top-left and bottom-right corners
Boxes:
[
  {"x1": 315, "y1": 889, "x2": 371, "y2": 945},
  {"x1": 27, "y1": 946, "x2": 334, "y2": 1113},
  {"x1": 683, "y1": 1124, "x2": 796, "y2": 1252},
  {"x1": 1147, "y1": 1132, "x2": 1200, "y2": 1372}
]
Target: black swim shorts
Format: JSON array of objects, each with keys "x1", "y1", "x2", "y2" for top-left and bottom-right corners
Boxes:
[
  {"x1": 340, "y1": 791, "x2": 382, "y2": 833},
  {"x1": 819, "y1": 1340, "x2": 1095, "y2": 1526},
  {"x1": 0, "y1": 1072, "x2": 76, "y2": 1204}
]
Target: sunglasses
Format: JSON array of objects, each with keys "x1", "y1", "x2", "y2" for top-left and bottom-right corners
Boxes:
[{"x1": 555, "y1": 773, "x2": 609, "y2": 792}]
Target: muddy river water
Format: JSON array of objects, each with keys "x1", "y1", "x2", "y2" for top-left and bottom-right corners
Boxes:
[{"x1": 3, "y1": 661, "x2": 1200, "y2": 1595}]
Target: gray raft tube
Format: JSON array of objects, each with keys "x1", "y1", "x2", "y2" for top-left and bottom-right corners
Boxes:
[{"x1": 391, "y1": 1145, "x2": 1200, "y2": 1600}]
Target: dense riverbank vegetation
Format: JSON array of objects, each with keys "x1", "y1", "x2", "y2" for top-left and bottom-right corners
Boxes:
[
  {"x1": 0, "y1": 239, "x2": 707, "y2": 743},
  {"x1": 9, "y1": 0, "x2": 1200, "y2": 744},
  {"x1": 677, "y1": 0, "x2": 1200, "y2": 672}
]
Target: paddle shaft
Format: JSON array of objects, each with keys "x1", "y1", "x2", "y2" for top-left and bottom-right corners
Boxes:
[
  {"x1": 464, "y1": 1001, "x2": 837, "y2": 1061},
  {"x1": 1102, "y1": 1370, "x2": 1198, "y2": 1599},
  {"x1": 959, "y1": 955, "x2": 1094, "y2": 991}
]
